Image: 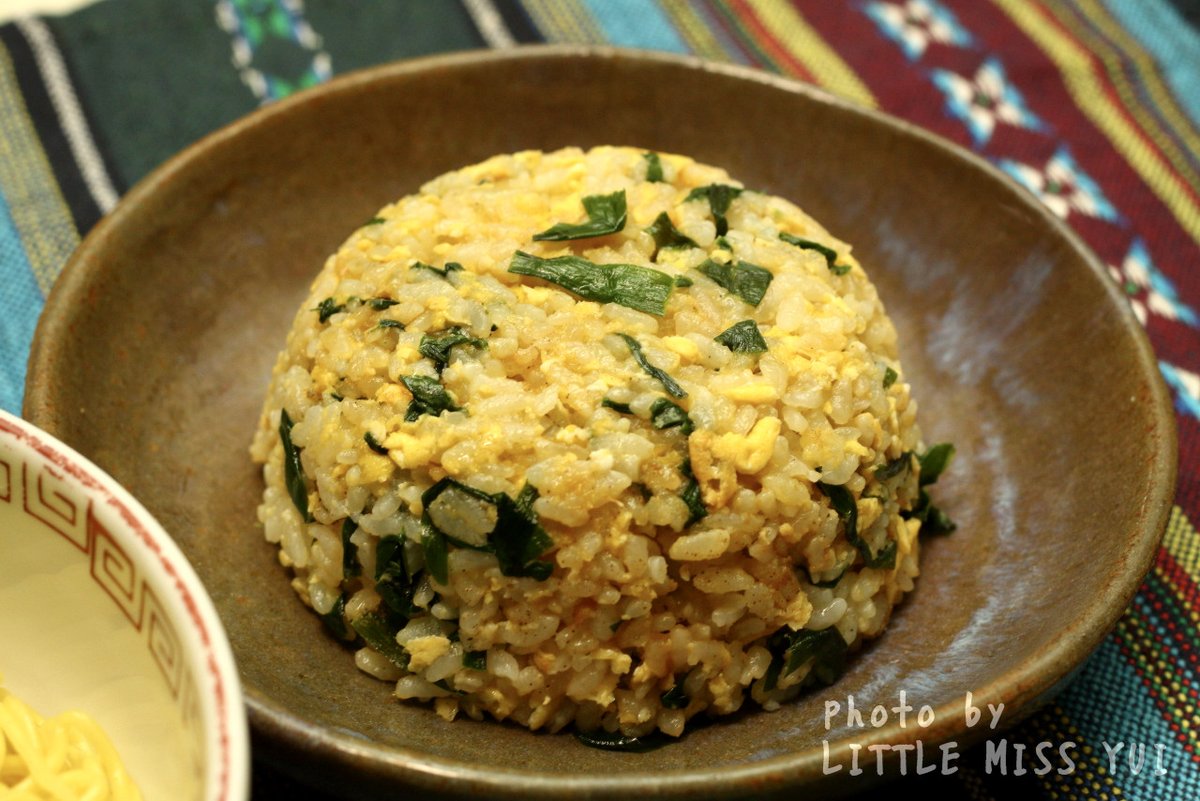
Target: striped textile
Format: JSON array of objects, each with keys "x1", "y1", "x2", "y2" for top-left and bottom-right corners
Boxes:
[{"x1": 1, "y1": 1, "x2": 1196, "y2": 798}]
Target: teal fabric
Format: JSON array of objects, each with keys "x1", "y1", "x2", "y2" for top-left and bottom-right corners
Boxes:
[{"x1": 0, "y1": 194, "x2": 43, "y2": 415}]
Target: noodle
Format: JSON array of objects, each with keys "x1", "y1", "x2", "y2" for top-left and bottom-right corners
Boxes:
[{"x1": 0, "y1": 673, "x2": 143, "y2": 801}]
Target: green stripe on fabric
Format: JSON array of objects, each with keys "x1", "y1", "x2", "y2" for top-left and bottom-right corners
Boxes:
[
  {"x1": 522, "y1": 0, "x2": 607, "y2": 43},
  {"x1": 305, "y1": 0, "x2": 484, "y2": 73},
  {"x1": 50, "y1": 0, "x2": 255, "y2": 186},
  {"x1": 582, "y1": 0, "x2": 689, "y2": 52},
  {"x1": 0, "y1": 194, "x2": 45, "y2": 415},
  {"x1": 1101, "y1": 0, "x2": 1200, "y2": 126},
  {"x1": 0, "y1": 38, "x2": 78, "y2": 296}
]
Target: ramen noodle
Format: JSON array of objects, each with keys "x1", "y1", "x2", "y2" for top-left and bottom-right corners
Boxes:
[{"x1": 0, "y1": 673, "x2": 142, "y2": 801}]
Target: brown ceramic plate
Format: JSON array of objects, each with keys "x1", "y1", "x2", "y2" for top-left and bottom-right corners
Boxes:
[{"x1": 24, "y1": 47, "x2": 1175, "y2": 799}]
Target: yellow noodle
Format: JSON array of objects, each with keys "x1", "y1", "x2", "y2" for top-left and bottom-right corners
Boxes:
[{"x1": 0, "y1": 673, "x2": 143, "y2": 801}]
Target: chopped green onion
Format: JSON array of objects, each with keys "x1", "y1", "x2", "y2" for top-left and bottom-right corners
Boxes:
[
  {"x1": 697, "y1": 259, "x2": 773, "y2": 307},
  {"x1": 367, "y1": 297, "x2": 399, "y2": 310},
  {"x1": 419, "y1": 478, "x2": 554, "y2": 581},
  {"x1": 375, "y1": 319, "x2": 405, "y2": 331},
  {"x1": 617, "y1": 334, "x2": 686, "y2": 398},
  {"x1": 714, "y1": 235, "x2": 733, "y2": 251},
  {"x1": 800, "y1": 563, "x2": 849, "y2": 589},
  {"x1": 364, "y1": 216, "x2": 386, "y2": 226},
  {"x1": 401, "y1": 375, "x2": 461, "y2": 421},
  {"x1": 674, "y1": 276, "x2": 693, "y2": 287},
  {"x1": 533, "y1": 190, "x2": 627, "y2": 241},
  {"x1": 905, "y1": 443, "x2": 956, "y2": 536},
  {"x1": 643, "y1": 152, "x2": 664, "y2": 182},
  {"x1": 714, "y1": 319, "x2": 768, "y2": 353},
  {"x1": 341, "y1": 517, "x2": 360, "y2": 579},
  {"x1": 649, "y1": 397, "x2": 694, "y2": 434},
  {"x1": 320, "y1": 593, "x2": 350, "y2": 639},
  {"x1": 645, "y1": 211, "x2": 698, "y2": 259},
  {"x1": 660, "y1": 682, "x2": 689, "y2": 710},
  {"x1": 874, "y1": 451, "x2": 914, "y2": 481},
  {"x1": 883, "y1": 366, "x2": 898, "y2": 389},
  {"x1": 816, "y1": 481, "x2": 896, "y2": 569},
  {"x1": 315, "y1": 297, "x2": 345, "y2": 324},
  {"x1": 364, "y1": 431, "x2": 388, "y2": 455},
  {"x1": 412, "y1": 261, "x2": 464, "y2": 279},
  {"x1": 509, "y1": 251, "x2": 674, "y2": 316},
  {"x1": 421, "y1": 517, "x2": 450, "y2": 585},
  {"x1": 779, "y1": 233, "x2": 852, "y2": 275},
  {"x1": 685, "y1": 183, "x2": 744, "y2": 236},
  {"x1": 763, "y1": 627, "x2": 848, "y2": 691},
  {"x1": 918, "y1": 443, "x2": 955, "y2": 487},
  {"x1": 375, "y1": 534, "x2": 419, "y2": 617},
  {"x1": 680, "y1": 457, "x2": 707, "y2": 527},
  {"x1": 351, "y1": 611, "x2": 410, "y2": 668},
  {"x1": 601, "y1": 397, "x2": 633, "y2": 415},
  {"x1": 279, "y1": 409, "x2": 312, "y2": 523},
  {"x1": 419, "y1": 327, "x2": 487, "y2": 373},
  {"x1": 464, "y1": 650, "x2": 487, "y2": 670}
]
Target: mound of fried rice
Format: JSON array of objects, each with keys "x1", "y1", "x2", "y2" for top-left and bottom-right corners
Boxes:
[{"x1": 250, "y1": 145, "x2": 928, "y2": 739}]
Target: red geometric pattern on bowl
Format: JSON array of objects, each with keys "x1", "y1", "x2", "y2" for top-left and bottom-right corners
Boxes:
[
  {"x1": 23, "y1": 461, "x2": 87, "y2": 552},
  {"x1": 0, "y1": 415, "x2": 237, "y2": 801}
]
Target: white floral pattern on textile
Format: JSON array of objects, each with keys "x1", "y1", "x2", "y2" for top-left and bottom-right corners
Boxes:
[
  {"x1": 215, "y1": 0, "x2": 332, "y2": 104},
  {"x1": 932, "y1": 57, "x2": 1045, "y2": 145},
  {"x1": 1107, "y1": 239, "x2": 1199, "y2": 328},
  {"x1": 1160, "y1": 361, "x2": 1200, "y2": 420},
  {"x1": 998, "y1": 145, "x2": 1120, "y2": 222},
  {"x1": 863, "y1": 0, "x2": 973, "y2": 61}
]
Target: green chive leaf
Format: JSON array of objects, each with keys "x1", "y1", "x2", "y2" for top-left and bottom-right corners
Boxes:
[
  {"x1": 779, "y1": 233, "x2": 852, "y2": 275},
  {"x1": 697, "y1": 259, "x2": 773, "y2": 307},
  {"x1": 367, "y1": 297, "x2": 399, "y2": 310},
  {"x1": 685, "y1": 183, "x2": 744, "y2": 236},
  {"x1": 680, "y1": 457, "x2": 707, "y2": 527},
  {"x1": 918, "y1": 443, "x2": 955, "y2": 487},
  {"x1": 279, "y1": 409, "x2": 312, "y2": 523},
  {"x1": 714, "y1": 319, "x2": 768, "y2": 353},
  {"x1": 341, "y1": 517, "x2": 360, "y2": 579},
  {"x1": 601, "y1": 397, "x2": 633, "y2": 415},
  {"x1": 320, "y1": 593, "x2": 350, "y2": 639},
  {"x1": 350, "y1": 611, "x2": 410, "y2": 668},
  {"x1": 764, "y1": 627, "x2": 848, "y2": 691},
  {"x1": 509, "y1": 251, "x2": 674, "y2": 316},
  {"x1": 816, "y1": 481, "x2": 896, "y2": 569},
  {"x1": 315, "y1": 297, "x2": 345, "y2": 324},
  {"x1": 643, "y1": 152, "x2": 664, "y2": 182},
  {"x1": 533, "y1": 190, "x2": 627, "y2": 241},
  {"x1": 412, "y1": 261, "x2": 464, "y2": 279},
  {"x1": 401, "y1": 375, "x2": 461, "y2": 421},
  {"x1": 874, "y1": 451, "x2": 914, "y2": 482},
  {"x1": 645, "y1": 211, "x2": 698, "y2": 259},
  {"x1": 660, "y1": 682, "x2": 689, "y2": 710},
  {"x1": 364, "y1": 431, "x2": 388, "y2": 455},
  {"x1": 419, "y1": 327, "x2": 487, "y2": 373},
  {"x1": 617, "y1": 333, "x2": 686, "y2": 398},
  {"x1": 421, "y1": 517, "x2": 450, "y2": 585},
  {"x1": 649, "y1": 397, "x2": 695, "y2": 434}
]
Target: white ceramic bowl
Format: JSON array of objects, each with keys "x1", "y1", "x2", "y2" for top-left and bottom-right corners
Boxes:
[{"x1": 0, "y1": 410, "x2": 248, "y2": 801}]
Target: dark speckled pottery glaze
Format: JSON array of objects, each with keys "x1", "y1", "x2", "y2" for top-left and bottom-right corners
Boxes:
[{"x1": 24, "y1": 47, "x2": 1175, "y2": 799}]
